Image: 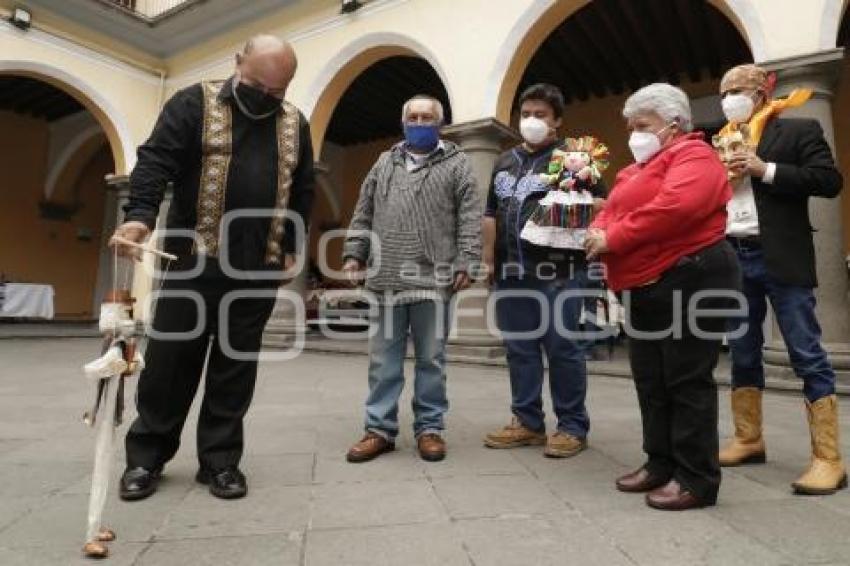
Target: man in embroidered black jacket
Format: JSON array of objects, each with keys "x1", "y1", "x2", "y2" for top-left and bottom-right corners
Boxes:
[{"x1": 111, "y1": 35, "x2": 314, "y2": 501}]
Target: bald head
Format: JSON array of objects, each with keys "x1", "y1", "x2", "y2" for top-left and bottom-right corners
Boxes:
[
  {"x1": 720, "y1": 64, "x2": 769, "y2": 97},
  {"x1": 242, "y1": 34, "x2": 291, "y2": 57},
  {"x1": 235, "y1": 34, "x2": 297, "y2": 99}
]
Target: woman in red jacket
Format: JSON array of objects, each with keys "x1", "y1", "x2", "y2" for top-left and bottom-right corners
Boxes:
[{"x1": 585, "y1": 83, "x2": 741, "y2": 511}]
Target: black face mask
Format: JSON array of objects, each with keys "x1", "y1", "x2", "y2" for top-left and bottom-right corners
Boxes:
[{"x1": 233, "y1": 79, "x2": 282, "y2": 120}]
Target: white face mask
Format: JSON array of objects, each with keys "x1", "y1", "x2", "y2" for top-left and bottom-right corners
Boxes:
[
  {"x1": 722, "y1": 93, "x2": 756, "y2": 123},
  {"x1": 520, "y1": 117, "x2": 551, "y2": 145},
  {"x1": 628, "y1": 123, "x2": 674, "y2": 164}
]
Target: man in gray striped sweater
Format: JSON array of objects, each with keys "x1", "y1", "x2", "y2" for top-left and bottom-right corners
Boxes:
[{"x1": 342, "y1": 95, "x2": 481, "y2": 463}]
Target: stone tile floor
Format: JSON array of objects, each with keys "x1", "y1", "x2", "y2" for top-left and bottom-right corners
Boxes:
[{"x1": 0, "y1": 338, "x2": 848, "y2": 565}]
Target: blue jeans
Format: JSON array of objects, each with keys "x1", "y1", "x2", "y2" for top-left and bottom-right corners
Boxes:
[
  {"x1": 365, "y1": 299, "x2": 450, "y2": 439},
  {"x1": 494, "y1": 274, "x2": 590, "y2": 438},
  {"x1": 728, "y1": 247, "x2": 835, "y2": 401}
]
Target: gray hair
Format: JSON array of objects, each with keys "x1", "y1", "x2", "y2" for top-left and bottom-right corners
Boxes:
[
  {"x1": 623, "y1": 83, "x2": 693, "y2": 132},
  {"x1": 401, "y1": 95, "x2": 445, "y2": 125}
]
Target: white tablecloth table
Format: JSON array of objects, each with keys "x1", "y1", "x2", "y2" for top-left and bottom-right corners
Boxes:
[{"x1": 0, "y1": 283, "x2": 55, "y2": 319}]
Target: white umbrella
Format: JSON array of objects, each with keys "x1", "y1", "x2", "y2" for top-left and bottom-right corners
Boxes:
[
  {"x1": 81, "y1": 242, "x2": 175, "y2": 559},
  {"x1": 82, "y1": 366, "x2": 121, "y2": 558}
]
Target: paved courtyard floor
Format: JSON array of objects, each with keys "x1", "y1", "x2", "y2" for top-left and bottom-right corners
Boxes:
[{"x1": 1, "y1": 338, "x2": 849, "y2": 565}]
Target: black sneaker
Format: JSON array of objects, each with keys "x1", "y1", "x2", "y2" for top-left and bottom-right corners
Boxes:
[
  {"x1": 119, "y1": 467, "x2": 162, "y2": 501},
  {"x1": 196, "y1": 466, "x2": 247, "y2": 499}
]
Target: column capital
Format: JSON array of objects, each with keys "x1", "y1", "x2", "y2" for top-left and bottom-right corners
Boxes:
[
  {"x1": 442, "y1": 117, "x2": 520, "y2": 150},
  {"x1": 762, "y1": 48, "x2": 845, "y2": 99},
  {"x1": 104, "y1": 173, "x2": 130, "y2": 195}
]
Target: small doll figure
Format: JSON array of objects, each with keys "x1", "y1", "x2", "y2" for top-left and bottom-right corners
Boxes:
[{"x1": 521, "y1": 136, "x2": 609, "y2": 250}]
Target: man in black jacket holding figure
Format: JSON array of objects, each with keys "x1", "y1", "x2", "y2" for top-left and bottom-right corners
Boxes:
[{"x1": 717, "y1": 63, "x2": 845, "y2": 496}]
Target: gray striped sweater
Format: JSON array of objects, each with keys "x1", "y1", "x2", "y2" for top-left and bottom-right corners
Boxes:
[{"x1": 342, "y1": 141, "x2": 481, "y2": 296}]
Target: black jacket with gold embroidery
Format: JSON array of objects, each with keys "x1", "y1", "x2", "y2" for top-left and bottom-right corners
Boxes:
[{"x1": 124, "y1": 77, "x2": 314, "y2": 274}]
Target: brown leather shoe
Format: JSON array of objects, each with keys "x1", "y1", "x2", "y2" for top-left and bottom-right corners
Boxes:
[
  {"x1": 615, "y1": 467, "x2": 670, "y2": 493},
  {"x1": 417, "y1": 433, "x2": 446, "y2": 462},
  {"x1": 645, "y1": 479, "x2": 711, "y2": 511},
  {"x1": 346, "y1": 432, "x2": 395, "y2": 463}
]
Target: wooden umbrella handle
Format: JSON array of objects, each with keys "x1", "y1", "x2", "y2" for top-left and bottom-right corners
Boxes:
[{"x1": 110, "y1": 235, "x2": 178, "y2": 261}]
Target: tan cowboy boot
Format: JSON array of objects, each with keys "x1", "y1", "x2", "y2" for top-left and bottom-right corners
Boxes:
[
  {"x1": 719, "y1": 387, "x2": 766, "y2": 466},
  {"x1": 792, "y1": 395, "x2": 848, "y2": 495}
]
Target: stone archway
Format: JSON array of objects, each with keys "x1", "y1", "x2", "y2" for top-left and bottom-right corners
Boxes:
[
  {"x1": 309, "y1": 49, "x2": 452, "y2": 280},
  {"x1": 305, "y1": 32, "x2": 453, "y2": 155},
  {"x1": 265, "y1": 39, "x2": 454, "y2": 338},
  {"x1": 0, "y1": 61, "x2": 133, "y2": 174},
  {"x1": 0, "y1": 71, "x2": 121, "y2": 319},
  {"x1": 46, "y1": 127, "x2": 106, "y2": 202},
  {"x1": 488, "y1": 0, "x2": 760, "y2": 126},
  {"x1": 487, "y1": 0, "x2": 753, "y2": 184}
]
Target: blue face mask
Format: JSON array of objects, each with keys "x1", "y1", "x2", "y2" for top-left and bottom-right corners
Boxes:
[{"x1": 403, "y1": 123, "x2": 440, "y2": 152}]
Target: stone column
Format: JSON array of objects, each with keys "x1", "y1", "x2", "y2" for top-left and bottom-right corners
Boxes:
[
  {"x1": 102, "y1": 174, "x2": 174, "y2": 323},
  {"x1": 761, "y1": 49, "x2": 850, "y2": 381},
  {"x1": 443, "y1": 118, "x2": 521, "y2": 204},
  {"x1": 92, "y1": 174, "x2": 127, "y2": 314},
  {"x1": 442, "y1": 118, "x2": 520, "y2": 359}
]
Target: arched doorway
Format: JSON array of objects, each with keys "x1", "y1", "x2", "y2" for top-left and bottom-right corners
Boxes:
[
  {"x1": 0, "y1": 74, "x2": 116, "y2": 320},
  {"x1": 310, "y1": 53, "x2": 452, "y2": 281},
  {"x1": 497, "y1": 0, "x2": 753, "y2": 183}
]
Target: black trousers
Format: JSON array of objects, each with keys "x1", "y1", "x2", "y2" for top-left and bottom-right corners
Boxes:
[
  {"x1": 626, "y1": 240, "x2": 741, "y2": 503},
  {"x1": 125, "y1": 268, "x2": 276, "y2": 471}
]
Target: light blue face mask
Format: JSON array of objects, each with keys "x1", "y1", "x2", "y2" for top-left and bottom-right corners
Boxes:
[{"x1": 403, "y1": 123, "x2": 440, "y2": 152}]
